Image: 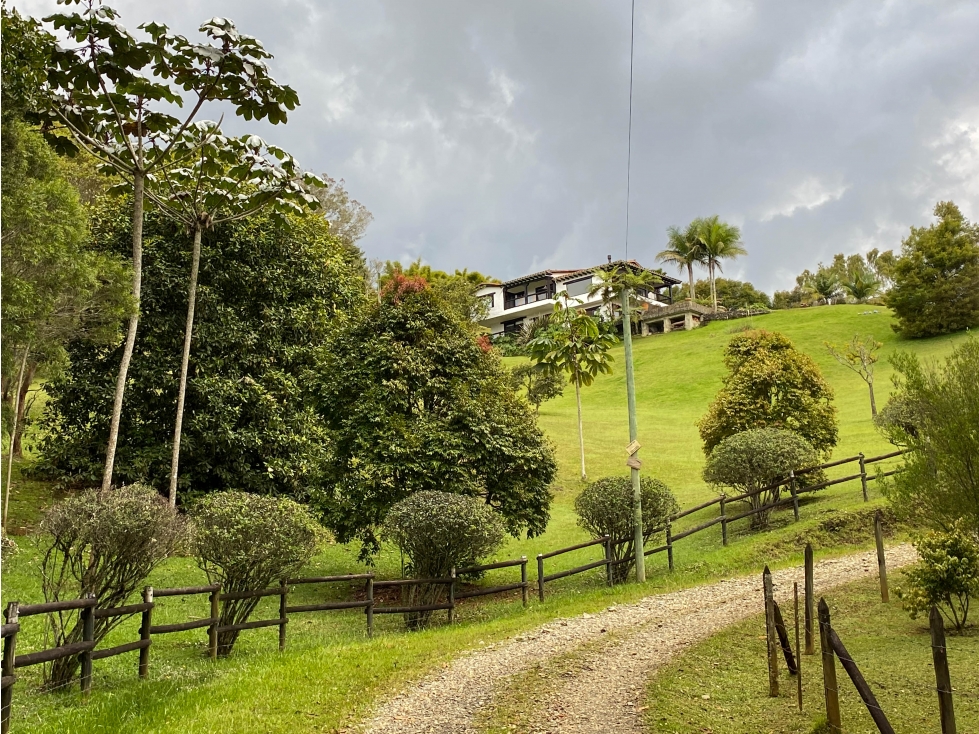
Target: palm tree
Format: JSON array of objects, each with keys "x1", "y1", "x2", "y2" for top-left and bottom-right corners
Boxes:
[
  {"x1": 840, "y1": 263, "x2": 881, "y2": 302},
  {"x1": 657, "y1": 222, "x2": 706, "y2": 301},
  {"x1": 528, "y1": 296, "x2": 616, "y2": 481},
  {"x1": 587, "y1": 263, "x2": 663, "y2": 330},
  {"x1": 695, "y1": 216, "x2": 746, "y2": 312},
  {"x1": 808, "y1": 268, "x2": 842, "y2": 304}
]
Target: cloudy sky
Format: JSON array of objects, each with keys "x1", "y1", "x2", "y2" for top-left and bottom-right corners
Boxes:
[{"x1": 16, "y1": 0, "x2": 979, "y2": 292}]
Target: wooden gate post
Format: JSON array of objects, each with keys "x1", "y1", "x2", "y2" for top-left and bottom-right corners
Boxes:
[
  {"x1": 789, "y1": 470, "x2": 800, "y2": 522},
  {"x1": 537, "y1": 554, "x2": 545, "y2": 602},
  {"x1": 604, "y1": 535, "x2": 613, "y2": 586},
  {"x1": 720, "y1": 496, "x2": 728, "y2": 546},
  {"x1": 520, "y1": 557, "x2": 528, "y2": 607},
  {"x1": 794, "y1": 582, "x2": 802, "y2": 712},
  {"x1": 763, "y1": 566, "x2": 779, "y2": 697},
  {"x1": 139, "y1": 587, "x2": 153, "y2": 679},
  {"x1": 366, "y1": 576, "x2": 375, "y2": 639},
  {"x1": 804, "y1": 543, "x2": 815, "y2": 655},
  {"x1": 2, "y1": 602, "x2": 19, "y2": 734},
  {"x1": 208, "y1": 584, "x2": 220, "y2": 661},
  {"x1": 666, "y1": 524, "x2": 674, "y2": 571},
  {"x1": 874, "y1": 510, "x2": 889, "y2": 602},
  {"x1": 448, "y1": 569, "x2": 456, "y2": 624},
  {"x1": 80, "y1": 593, "x2": 95, "y2": 697},
  {"x1": 278, "y1": 579, "x2": 288, "y2": 652},
  {"x1": 818, "y1": 598, "x2": 842, "y2": 733},
  {"x1": 859, "y1": 452, "x2": 869, "y2": 502},
  {"x1": 930, "y1": 606, "x2": 957, "y2": 734}
]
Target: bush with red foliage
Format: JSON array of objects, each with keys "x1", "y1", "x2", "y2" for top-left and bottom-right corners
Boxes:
[{"x1": 381, "y1": 273, "x2": 429, "y2": 302}]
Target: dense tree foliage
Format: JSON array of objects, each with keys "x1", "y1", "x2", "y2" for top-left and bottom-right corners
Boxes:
[
  {"x1": 886, "y1": 202, "x2": 979, "y2": 338},
  {"x1": 36, "y1": 202, "x2": 363, "y2": 499},
  {"x1": 879, "y1": 339, "x2": 979, "y2": 537},
  {"x1": 773, "y1": 250, "x2": 894, "y2": 309},
  {"x1": 312, "y1": 277, "x2": 556, "y2": 559},
  {"x1": 901, "y1": 523, "x2": 979, "y2": 631},
  {"x1": 674, "y1": 278, "x2": 772, "y2": 310},
  {"x1": 509, "y1": 363, "x2": 564, "y2": 413},
  {"x1": 698, "y1": 330, "x2": 838, "y2": 458}
]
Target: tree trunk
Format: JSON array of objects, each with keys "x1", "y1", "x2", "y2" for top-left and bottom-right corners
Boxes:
[
  {"x1": 687, "y1": 262, "x2": 696, "y2": 301},
  {"x1": 102, "y1": 170, "x2": 145, "y2": 491},
  {"x1": 11, "y1": 361, "x2": 38, "y2": 458},
  {"x1": 575, "y1": 379, "x2": 586, "y2": 481},
  {"x1": 710, "y1": 261, "x2": 718, "y2": 312},
  {"x1": 868, "y1": 378, "x2": 877, "y2": 418},
  {"x1": 168, "y1": 224, "x2": 203, "y2": 507},
  {"x1": 3, "y1": 345, "x2": 30, "y2": 531}
]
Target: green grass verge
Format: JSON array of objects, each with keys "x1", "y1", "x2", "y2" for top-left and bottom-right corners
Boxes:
[{"x1": 645, "y1": 573, "x2": 979, "y2": 733}]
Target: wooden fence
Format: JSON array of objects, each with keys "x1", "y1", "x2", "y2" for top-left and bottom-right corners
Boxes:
[{"x1": 0, "y1": 447, "x2": 904, "y2": 731}]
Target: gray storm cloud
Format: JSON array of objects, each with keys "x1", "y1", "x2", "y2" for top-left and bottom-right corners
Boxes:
[{"x1": 15, "y1": 0, "x2": 979, "y2": 292}]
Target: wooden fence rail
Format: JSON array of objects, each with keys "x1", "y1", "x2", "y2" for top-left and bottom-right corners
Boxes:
[{"x1": 536, "y1": 536, "x2": 612, "y2": 602}]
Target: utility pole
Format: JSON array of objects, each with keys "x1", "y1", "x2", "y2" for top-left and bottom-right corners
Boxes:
[{"x1": 620, "y1": 287, "x2": 645, "y2": 583}]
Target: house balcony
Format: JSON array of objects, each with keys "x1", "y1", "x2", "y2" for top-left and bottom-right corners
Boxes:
[{"x1": 504, "y1": 290, "x2": 555, "y2": 310}]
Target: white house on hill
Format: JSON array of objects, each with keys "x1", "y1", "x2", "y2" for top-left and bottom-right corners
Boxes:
[{"x1": 475, "y1": 259, "x2": 682, "y2": 336}]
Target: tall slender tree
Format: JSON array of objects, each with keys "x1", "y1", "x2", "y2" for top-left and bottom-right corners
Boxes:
[
  {"x1": 658, "y1": 221, "x2": 705, "y2": 301},
  {"x1": 529, "y1": 296, "x2": 616, "y2": 481},
  {"x1": 695, "y1": 216, "x2": 746, "y2": 312},
  {"x1": 39, "y1": 1, "x2": 300, "y2": 490},
  {"x1": 150, "y1": 123, "x2": 322, "y2": 506}
]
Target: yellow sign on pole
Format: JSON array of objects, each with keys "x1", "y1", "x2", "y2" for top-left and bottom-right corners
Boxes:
[{"x1": 625, "y1": 440, "x2": 642, "y2": 456}]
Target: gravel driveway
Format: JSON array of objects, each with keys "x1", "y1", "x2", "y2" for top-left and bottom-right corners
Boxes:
[{"x1": 358, "y1": 545, "x2": 916, "y2": 734}]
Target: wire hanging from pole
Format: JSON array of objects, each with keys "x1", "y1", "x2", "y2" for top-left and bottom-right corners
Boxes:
[{"x1": 624, "y1": 0, "x2": 636, "y2": 260}]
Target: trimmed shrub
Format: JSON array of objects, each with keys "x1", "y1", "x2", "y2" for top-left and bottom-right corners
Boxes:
[
  {"x1": 574, "y1": 476, "x2": 679, "y2": 583},
  {"x1": 37, "y1": 484, "x2": 188, "y2": 687},
  {"x1": 192, "y1": 491, "x2": 322, "y2": 656},
  {"x1": 703, "y1": 428, "x2": 819, "y2": 529},
  {"x1": 900, "y1": 523, "x2": 979, "y2": 632},
  {"x1": 384, "y1": 491, "x2": 506, "y2": 630}
]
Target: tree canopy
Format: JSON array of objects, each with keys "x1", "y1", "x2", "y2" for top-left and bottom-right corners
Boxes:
[
  {"x1": 885, "y1": 201, "x2": 979, "y2": 338},
  {"x1": 698, "y1": 330, "x2": 838, "y2": 458},
  {"x1": 311, "y1": 276, "x2": 556, "y2": 559}
]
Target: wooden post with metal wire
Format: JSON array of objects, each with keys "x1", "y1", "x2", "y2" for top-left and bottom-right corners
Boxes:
[{"x1": 794, "y1": 582, "x2": 802, "y2": 712}]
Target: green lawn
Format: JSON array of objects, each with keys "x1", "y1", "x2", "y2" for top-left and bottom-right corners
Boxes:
[
  {"x1": 1, "y1": 304, "x2": 971, "y2": 733},
  {"x1": 645, "y1": 573, "x2": 979, "y2": 733}
]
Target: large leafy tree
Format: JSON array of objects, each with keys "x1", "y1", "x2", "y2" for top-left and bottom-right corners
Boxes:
[
  {"x1": 675, "y1": 278, "x2": 772, "y2": 310},
  {"x1": 36, "y1": 203, "x2": 362, "y2": 500},
  {"x1": 658, "y1": 220, "x2": 705, "y2": 301},
  {"x1": 312, "y1": 276, "x2": 556, "y2": 558},
  {"x1": 529, "y1": 296, "x2": 616, "y2": 481},
  {"x1": 698, "y1": 330, "x2": 838, "y2": 458},
  {"x1": 886, "y1": 201, "x2": 979, "y2": 338},
  {"x1": 151, "y1": 123, "x2": 321, "y2": 506},
  {"x1": 38, "y1": 1, "x2": 301, "y2": 490}
]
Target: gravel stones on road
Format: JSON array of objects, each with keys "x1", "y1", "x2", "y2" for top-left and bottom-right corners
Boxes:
[{"x1": 359, "y1": 545, "x2": 916, "y2": 734}]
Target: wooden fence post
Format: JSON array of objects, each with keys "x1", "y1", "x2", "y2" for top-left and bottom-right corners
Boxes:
[
  {"x1": 537, "y1": 554, "x2": 545, "y2": 602},
  {"x1": 520, "y1": 557, "x2": 528, "y2": 607},
  {"x1": 789, "y1": 470, "x2": 800, "y2": 522},
  {"x1": 763, "y1": 566, "x2": 779, "y2": 697},
  {"x1": 278, "y1": 580, "x2": 288, "y2": 652},
  {"x1": 930, "y1": 606, "x2": 957, "y2": 734},
  {"x1": 80, "y1": 593, "x2": 95, "y2": 697},
  {"x1": 139, "y1": 587, "x2": 153, "y2": 679},
  {"x1": 804, "y1": 543, "x2": 815, "y2": 655},
  {"x1": 604, "y1": 536, "x2": 613, "y2": 586},
  {"x1": 720, "y1": 496, "x2": 728, "y2": 546},
  {"x1": 818, "y1": 598, "x2": 842, "y2": 733},
  {"x1": 366, "y1": 577, "x2": 374, "y2": 639},
  {"x1": 208, "y1": 584, "x2": 220, "y2": 661},
  {"x1": 859, "y1": 452, "x2": 869, "y2": 502},
  {"x1": 448, "y1": 569, "x2": 456, "y2": 624},
  {"x1": 794, "y1": 583, "x2": 802, "y2": 712},
  {"x1": 666, "y1": 524, "x2": 674, "y2": 571},
  {"x1": 874, "y1": 510, "x2": 889, "y2": 603},
  {"x1": 2, "y1": 602, "x2": 19, "y2": 734}
]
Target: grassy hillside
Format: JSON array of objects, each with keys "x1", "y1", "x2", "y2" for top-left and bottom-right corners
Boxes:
[{"x1": 2, "y1": 305, "x2": 971, "y2": 734}]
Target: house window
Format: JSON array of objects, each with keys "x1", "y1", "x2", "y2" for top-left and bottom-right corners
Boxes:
[
  {"x1": 481, "y1": 293, "x2": 495, "y2": 309},
  {"x1": 565, "y1": 276, "x2": 593, "y2": 298},
  {"x1": 502, "y1": 318, "x2": 524, "y2": 334}
]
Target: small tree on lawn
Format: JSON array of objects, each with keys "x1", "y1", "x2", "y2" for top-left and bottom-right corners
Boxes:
[
  {"x1": 879, "y1": 339, "x2": 979, "y2": 537},
  {"x1": 192, "y1": 491, "x2": 322, "y2": 656},
  {"x1": 698, "y1": 329, "x2": 838, "y2": 459},
  {"x1": 825, "y1": 335, "x2": 883, "y2": 418},
  {"x1": 37, "y1": 484, "x2": 188, "y2": 687},
  {"x1": 40, "y1": 1, "x2": 300, "y2": 491},
  {"x1": 509, "y1": 362, "x2": 564, "y2": 413},
  {"x1": 151, "y1": 122, "x2": 322, "y2": 506},
  {"x1": 529, "y1": 296, "x2": 616, "y2": 481},
  {"x1": 703, "y1": 428, "x2": 819, "y2": 529},
  {"x1": 574, "y1": 476, "x2": 678, "y2": 583},
  {"x1": 384, "y1": 491, "x2": 506, "y2": 630},
  {"x1": 900, "y1": 522, "x2": 979, "y2": 632}
]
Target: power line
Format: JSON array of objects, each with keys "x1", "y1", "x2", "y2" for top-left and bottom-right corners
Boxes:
[{"x1": 624, "y1": 0, "x2": 636, "y2": 260}]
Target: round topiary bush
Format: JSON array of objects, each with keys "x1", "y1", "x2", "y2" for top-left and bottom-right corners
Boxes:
[
  {"x1": 574, "y1": 476, "x2": 679, "y2": 583},
  {"x1": 192, "y1": 491, "x2": 323, "y2": 655},
  {"x1": 703, "y1": 428, "x2": 819, "y2": 529},
  {"x1": 384, "y1": 491, "x2": 506, "y2": 629}
]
